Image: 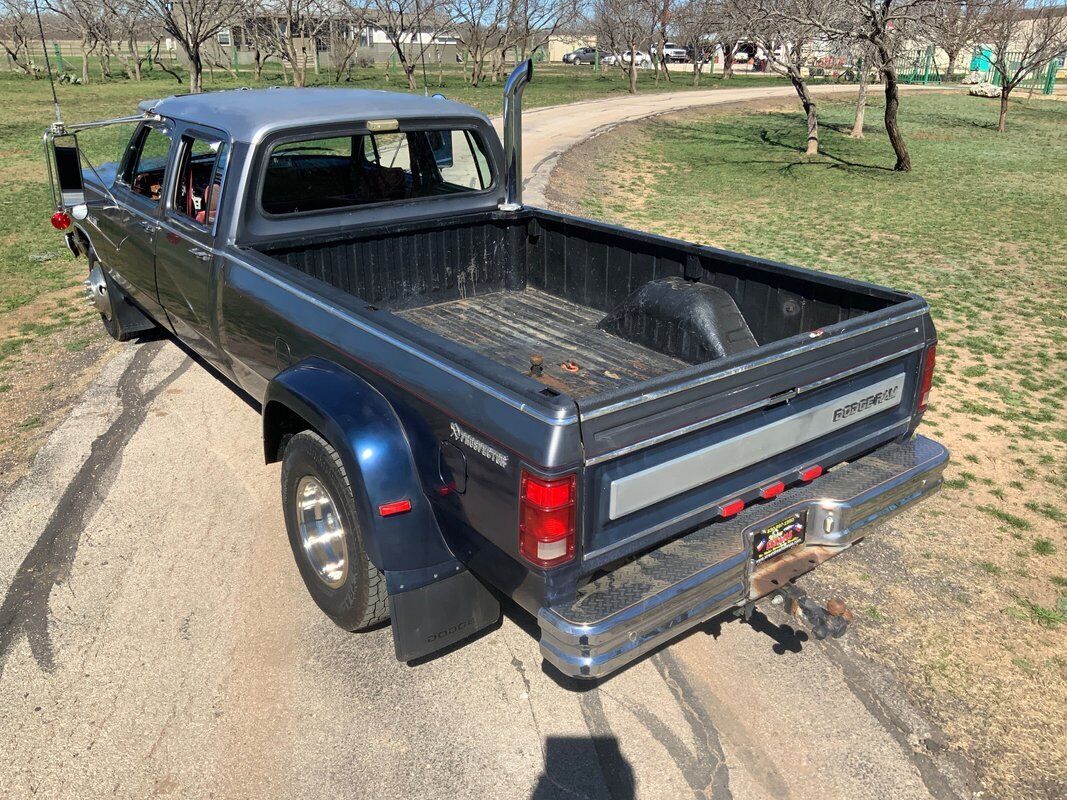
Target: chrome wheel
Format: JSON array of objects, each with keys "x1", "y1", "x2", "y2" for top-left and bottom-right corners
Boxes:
[
  {"x1": 295, "y1": 476, "x2": 349, "y2": 589},
  {"x1": 84, "y1": 263, "x2": 110, "y2": 319}
]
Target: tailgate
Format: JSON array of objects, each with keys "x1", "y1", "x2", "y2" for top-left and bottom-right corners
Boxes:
[{"x1": 577, "y1": 301, "x2": 933, "y2": 567}]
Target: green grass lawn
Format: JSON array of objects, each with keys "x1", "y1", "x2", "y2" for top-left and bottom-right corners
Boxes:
[{"x1": 569, "y1": 90, "x2": 1067, "y2": 798}]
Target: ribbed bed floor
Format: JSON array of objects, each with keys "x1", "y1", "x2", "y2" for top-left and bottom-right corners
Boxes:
[{"x1": 398, "y1": 288, "x2": 687, "y2": 398}]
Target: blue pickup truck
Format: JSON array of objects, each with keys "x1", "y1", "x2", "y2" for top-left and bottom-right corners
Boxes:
[{"x1": 44, "y1": 63, "x2": 947, "y2": 678}]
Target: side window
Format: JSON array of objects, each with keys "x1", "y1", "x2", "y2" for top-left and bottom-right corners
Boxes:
[
  {"x1": 172, "y1": 134, "x2": 228, "y2": 227},
  {"x1": 124, "y1": 126, "x2": 172, "y2": 202},
  {"x1": 437, "y1": 130, "x2": 489, "y2": 190}
]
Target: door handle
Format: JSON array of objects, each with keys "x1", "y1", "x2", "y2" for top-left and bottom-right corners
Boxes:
[{"x1": 190, "y1": 248, "x2": 214, "y2": 262}]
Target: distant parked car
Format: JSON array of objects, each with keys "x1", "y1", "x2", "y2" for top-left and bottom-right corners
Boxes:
[
  {"x1": 651, "y1": 42, "x2": 689, "y2": 63},
  {"x1": 562, "y1": 47, "x2": 607, "y2": 65},
  {"x1": 603, "y1": 50, "x2": 652, "y2": 68}
]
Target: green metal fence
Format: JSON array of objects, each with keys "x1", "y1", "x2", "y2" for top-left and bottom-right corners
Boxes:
[
  {"x1": 967, "y1": 47, "x2": 1058, "y2": 95},
  {"x1": 895, "y1": 47, "x2": 940, "y2": 85}
]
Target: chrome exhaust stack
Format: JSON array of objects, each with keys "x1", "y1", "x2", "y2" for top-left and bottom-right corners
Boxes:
[{"x1": 500, "y1": 59, "x2": 533, "y2": 212}]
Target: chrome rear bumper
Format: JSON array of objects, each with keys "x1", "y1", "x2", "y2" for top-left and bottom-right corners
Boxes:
[{"x1": 538, "y1": 434, "x2": 948, "y2": 679}]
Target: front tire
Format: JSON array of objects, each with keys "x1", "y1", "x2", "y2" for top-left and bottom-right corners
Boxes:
[
  {"x1": 281, "y1": 430, "x2": 389, "y2": 631},
  {"x1": 86, "y1": 256, "x2": 153, "y2": 342}
]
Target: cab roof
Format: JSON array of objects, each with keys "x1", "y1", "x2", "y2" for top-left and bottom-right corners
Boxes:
[{"x1": 146, "y1": 88, "x2": 491, "y2": 143}]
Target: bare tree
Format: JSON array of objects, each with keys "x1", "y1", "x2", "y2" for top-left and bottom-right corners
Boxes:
[
  {"x1": 261, "y1": 0, "x2": 332, "y2": 86},
  {"x1": 848, "y1": 40, "x2": 875, "y2": 137},
  {"x1": 144, "y1": 0, "x2": 241, "y2": 92},
  {"x1": 236, "y1": 9, "x2": 281, "y2": 80},
  {"x1": 743, "y1": 1, "x2": 843, "y2": 157},
  {"x1": 102, "y1": 0, "x2": 151, "y2": 81},
  {"x1": 447, "y1": 0, "x2": 505, "y2": 86},
  {"x1": 507, "y1": 0, "x2": 577, "y2": 62},
  {"x1": 1, "y1": 0, "x2": 38, "y2": 75},
  {"x1": 984, "y1": 0, "x2": 1067, "y2": 131},
  {"x1": 708, "y1": 0, "x2": 745, "y2": 79},
  {"x1": 593, "y1": 0, "x2": 656, "y2": 93},
  {"x1": 771, "y1": 0, "x2": 937, "y2": 171},
  {"x1": 326, "y1": 11, "x2": 368, "y2": 81},
  {"x1": 925, "y1": 1, "x2": 987, "y2": 81},
  {"x1": 675, "y1": 0, "x2": 716, "y2": 83},
  {"x1": 364, "y1": 0, "x2": 444, "y2": 91},
  {"x1": 46, "y1": 0, "x2": 104, "y2": 83}
]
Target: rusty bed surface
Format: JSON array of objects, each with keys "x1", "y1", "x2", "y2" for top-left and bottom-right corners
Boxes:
[{"x1": 397, "y1": 287, "x2": 688, "y2": 399}]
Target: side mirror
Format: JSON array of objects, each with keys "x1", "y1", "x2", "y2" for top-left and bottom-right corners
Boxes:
[
  {"x1": 428, "y1": 129, "x2": 454, "y2": 169},
  {"x1": 48, "y1": 133, "x2": 86, "y2": 208}
]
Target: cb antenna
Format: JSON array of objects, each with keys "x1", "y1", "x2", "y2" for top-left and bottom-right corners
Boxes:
[
  {"x1": 32, "y1": 0, "x2": 63, "y2": 127},
  {"x1": 413, "y1": 0, "x2": 430, "y2": 95}
]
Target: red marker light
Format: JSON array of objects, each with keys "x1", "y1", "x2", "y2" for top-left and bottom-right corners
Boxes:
[
  {"x1": 50, "y1": 211, "x2": 72, "y2": 230},
  {"x1": 800, "y1": 465, "x2": 823, "y2": 482},
  {"x1": 718, "y1": 498, "x2": 745, "y2": 518},
  {"x1": 378, "y1": 499, "x2": 412, "y2": 517},
  {"x1": 759, "y1": 481, "x2": 785, "y2": 500},
  {"x1": 918, "y1": 344, "x2": 936, "y2": 412}
]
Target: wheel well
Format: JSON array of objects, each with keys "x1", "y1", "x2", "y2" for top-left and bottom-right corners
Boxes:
[{"x1": 263, "y1": 401, "x2": 319, "y2": 463}]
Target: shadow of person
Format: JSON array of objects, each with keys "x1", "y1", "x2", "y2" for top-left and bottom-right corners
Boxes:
[{"x1": 530, "y1": 735, "x2": 636, "y2": 800}]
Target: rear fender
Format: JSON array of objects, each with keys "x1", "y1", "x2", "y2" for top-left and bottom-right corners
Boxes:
[
  {"x1": 264, "y1": 358, "x2": 501, "y2": 661},
  {"x1": 264, "y1": 357, "x2": 455, "y2": 583}
]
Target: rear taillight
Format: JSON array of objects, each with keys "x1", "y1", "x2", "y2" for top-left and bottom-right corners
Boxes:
[
  {"x1": 519, "y1": 470, "x2": 576, "y2": 568},
  {"x1": 50, "y1": 211, "x2": 72, "y2": 230},
  {"x1": 918, "y1": 344, "x2": 936, "y2": 412}
]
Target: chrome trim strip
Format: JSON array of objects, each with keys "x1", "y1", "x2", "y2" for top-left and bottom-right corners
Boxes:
[
  {"x1": 609, "y1": 373, "x2": 906, "y2": 519},
  {"x1": 580, "y1": 307, "x2": 926, "y2": 422}
]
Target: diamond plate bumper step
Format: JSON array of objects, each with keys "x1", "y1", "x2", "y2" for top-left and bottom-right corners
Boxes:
[{"x1": 538, "y1": 434, "x2": 948, "y2": 679}]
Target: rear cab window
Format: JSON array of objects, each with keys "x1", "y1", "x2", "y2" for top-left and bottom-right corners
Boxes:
[{"x1": 261, "y1": 127, "x2": 494, "y2": 216}]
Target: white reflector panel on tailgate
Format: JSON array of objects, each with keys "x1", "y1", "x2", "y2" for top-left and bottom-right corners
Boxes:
[{"x1": 608, "y1": 373, "x2": 906, "y2": 519}]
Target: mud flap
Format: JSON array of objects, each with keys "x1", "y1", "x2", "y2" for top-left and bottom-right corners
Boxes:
[{"x1": 389, "y1": 569, "x2": 501, "y2": 662}]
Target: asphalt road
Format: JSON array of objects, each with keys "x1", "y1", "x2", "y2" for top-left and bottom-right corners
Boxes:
[{"x1": 1, "y1": 85, "x2": 971, "y2": 800}]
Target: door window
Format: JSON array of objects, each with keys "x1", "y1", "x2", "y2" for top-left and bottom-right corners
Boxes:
[
  {"x1": 172, "y1": 134, "x2": 228, "y2": 228},
  {"x1": 124, "y1": 126, "x2": 172, "y2": 202}
]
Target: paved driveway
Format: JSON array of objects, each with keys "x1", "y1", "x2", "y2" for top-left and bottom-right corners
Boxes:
[{"x1": 0, "y1": 85, "x2": 968, "y2": 800}]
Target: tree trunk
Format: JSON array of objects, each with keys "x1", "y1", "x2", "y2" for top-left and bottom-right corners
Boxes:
[
  {"x1": 692, "y1": 60, "x2": 702, "y2": 86},
  {"x1": 722, "y1": 46, "x2": 734, "y2": 80},
  {"x1": 945, "y1": 52, "x2": 957, "y2": 83},
  {"x1": 253, "y1": 51, "x2": 263, "y2": 81},
  {"x1": 130, "y1": 36, "x2": 141, "y2": 81},
  {"x1": 81, "y1": 39, "x2": 90, "y2": 84},
  {"x1": 998, "y1": 87, "x2": 1010, "y2": 132},
  {"x1": 882, "y1": 63, "x2": 910, "y2": 171},
  {"x1": 788, "y1": 69, "x2": 818, "y2": 156},
  {"x1": 188, "y1": 47, "x2": 203, "y2": 93},
  {"x1": 628, "y1": 49, "x2": 637, "y2": 93},
  {"x1": 851, "y1": 65, "x2": 868, "y2": 138}
]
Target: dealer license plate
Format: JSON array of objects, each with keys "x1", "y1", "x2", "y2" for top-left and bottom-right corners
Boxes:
[{"x1": 752, "y1": 511, "x2": 807, "y2": 564}]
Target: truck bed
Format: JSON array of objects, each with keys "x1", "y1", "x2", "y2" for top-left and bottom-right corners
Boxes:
[
  {"x1": 257, "y1": 209, "x2": 912, "y2": 403},
  {"x1": 398, "y1": 288, "x2": 688, "y2": 398}
]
